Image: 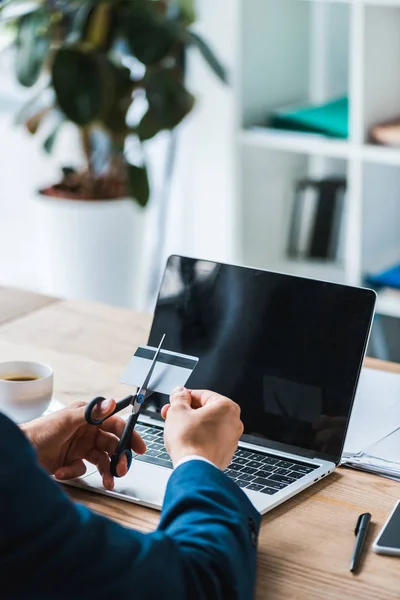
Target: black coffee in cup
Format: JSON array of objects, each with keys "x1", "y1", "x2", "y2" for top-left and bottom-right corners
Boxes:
[
  {"x1": 0, "y1": 361, "x2": 53, "y2": 423},
  {"x1": 1, "y1": 375, "x2": 39, "y2": 382}
]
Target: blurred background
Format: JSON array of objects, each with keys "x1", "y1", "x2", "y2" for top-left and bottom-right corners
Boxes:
[{"x1": 1, "y1": 0, "x2": 400, "y2": 362}]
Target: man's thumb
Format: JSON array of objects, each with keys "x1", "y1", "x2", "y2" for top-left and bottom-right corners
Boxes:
[
  {"x1": 67, "y1": 399, "x2": 116, "y2": 426},
  {"x1": 93, "y1": 398, "x2": 116, "y2": 421},
  {"x1": 169, "y1": 387, "x2": 191, "y2": 408}
]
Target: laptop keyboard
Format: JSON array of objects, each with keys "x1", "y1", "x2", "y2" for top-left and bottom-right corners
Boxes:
[
  {"x1": 134, "y1": 424, "x2": 173, "y2": 469},
  {"x1": 224, "y1": 449, "x2": 319, "y2": 495},
  {"x1": 134, "y1": 423, "x2": 319, "y2": 495}
]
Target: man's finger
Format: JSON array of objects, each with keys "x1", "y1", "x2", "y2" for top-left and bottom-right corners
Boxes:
[
  {"x1": 86, "y1": 448, "x2": 114, "y2": 491},
  {"x1": 100, "y1": 415, "x2": 126, "y2": 437},
  {"x1": 169, "y1": 387, "x2": 192, "y2": 408},
  {"x1": 189, "y1": 390, "x2": 227, "y2": 407},
  {"x1": 96, "y1": 430, "x2": 119, "y2": 455},
  {"x1": 131, "y1": 430, "x2": 146, "y2": 455},
  {"x1": 161, "y1": 403, "x2": 171, "y2": 419},
  {"x1": 68, "y1": 401, "x2": 88, "y2": 410},
  {"x1": 91, "y1": 399, "x2": 117, "y2": 422},
  {"x1": 101, "y1": 416, "x2": 146, "y2": 455},
  {"x1": 116, "y1": 454, "x2": 128, "y2": 478},
  {"x1": 63, "y1": 399, "x2": 116, "y2": 429},
  {"x1": 54, "y1": 460, "x2": 87, "y2": 481}
]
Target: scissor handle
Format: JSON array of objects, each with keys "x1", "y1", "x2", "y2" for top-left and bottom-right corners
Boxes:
[
  {"x1": 110, "y1": 411, "x2": 141, "y2": 477},
  {"x1": 85, "y1": 395, "x2": 134, "y2": 426}
]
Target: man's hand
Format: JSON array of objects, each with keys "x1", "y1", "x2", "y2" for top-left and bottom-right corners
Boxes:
[
  {"x1": 21, "y1": 400, "x2": 146, "y2": 490},
  {"x1": 161, "y1": 388, "x2": 244, "y2": 470}
]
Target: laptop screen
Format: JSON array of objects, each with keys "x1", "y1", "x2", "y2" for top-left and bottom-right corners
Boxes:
[{"x1": 145, "y1": 256, "x2": 376, "y2": 464}]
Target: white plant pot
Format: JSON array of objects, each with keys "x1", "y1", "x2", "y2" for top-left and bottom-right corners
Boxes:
[{"x1": 35, "y1": 194, "x2": 148, "y2": 309}]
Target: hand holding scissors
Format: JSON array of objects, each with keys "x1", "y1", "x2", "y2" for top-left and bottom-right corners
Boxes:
[{"x1": 85, "y1": 334, "x2": 166, "y2": 478}]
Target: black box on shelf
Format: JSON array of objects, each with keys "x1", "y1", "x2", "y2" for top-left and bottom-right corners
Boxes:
[{"x1": 287, "y1": 177, "x2": 346, "y2": 262}]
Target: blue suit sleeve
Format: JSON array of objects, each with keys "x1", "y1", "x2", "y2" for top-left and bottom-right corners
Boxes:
[
  {"x1": 159, "y1": 460, "x2": 261, "y2": 597},
  {"x1": 0, "y1": 414, "x2": 260, "y2": 600}
]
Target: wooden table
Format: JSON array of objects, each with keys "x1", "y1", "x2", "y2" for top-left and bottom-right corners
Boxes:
[{"x1": 1, "y1": 286, "x2": 400, "y2": 600}]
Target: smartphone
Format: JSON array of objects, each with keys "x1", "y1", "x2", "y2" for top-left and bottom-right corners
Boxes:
[{"x1": 373, "y1": 500, "x2": 400, "y2": 556}]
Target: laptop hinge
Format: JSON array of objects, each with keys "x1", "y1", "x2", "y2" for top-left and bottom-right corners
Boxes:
[
  {"x1": 240, "y1": 435, "x2": 319, "y2": 460},
  {"x1": 291, "y1": 447, "x2": 318, "y2": 459}
]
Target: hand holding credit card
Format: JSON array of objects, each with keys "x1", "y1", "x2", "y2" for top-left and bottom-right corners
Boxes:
[{"x1": 84, "y1": 335, "x2": 198, "y2": 479}]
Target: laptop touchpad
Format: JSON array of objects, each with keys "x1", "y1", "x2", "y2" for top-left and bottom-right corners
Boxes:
[{"x1": 79, "y1": 460, "x2": 172, "y2": 509}]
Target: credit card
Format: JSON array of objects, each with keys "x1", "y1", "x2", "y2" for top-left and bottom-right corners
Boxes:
[{"x1": 120, "y1": 346, "x2": 199, "y2": 395}]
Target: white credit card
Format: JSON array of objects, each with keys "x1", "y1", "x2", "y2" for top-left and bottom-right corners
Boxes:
[{"x1": 120, "y1": 346, "x2": 199, "y2": 395}]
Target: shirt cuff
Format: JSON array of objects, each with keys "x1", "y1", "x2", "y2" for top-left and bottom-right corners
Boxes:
[{"x1": 174, "y1": 455, "x2": 219, "y2": 470}]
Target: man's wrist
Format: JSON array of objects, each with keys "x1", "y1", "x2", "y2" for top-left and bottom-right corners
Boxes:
[
  {"x1": 19, "y1": 421, "x2": 50, "y2": 469},
  {"x1": 169, "y1": 446, "x2": 220, "y2": 470},
  {"x1": 174, "y1": 455, "x2": 219, "y2": 470},
  {"x1": 19, "y1": 422, "x2": 35, "y2": 446}
]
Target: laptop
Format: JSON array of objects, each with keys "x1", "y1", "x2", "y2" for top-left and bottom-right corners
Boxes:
[{"x1": 67, "y1": 256, "x2": 376, "y2": 515}]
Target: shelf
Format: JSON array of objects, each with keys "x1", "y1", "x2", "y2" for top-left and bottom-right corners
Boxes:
[
  {"x1": 376, "y1": 289, "x2": 400, "y2": 319},
  {"x1": 275, "y1": 259, "x2": 346, "y2": 284},
  {"x1": 239, "y1": 128, "x2": 351, "y2": 159},
  {"x1": 363, "y1": 0, "x2": 400, "y2": 7},
  {"x1": 362, "y1": 144, "x2": 400, "y2": 165},
  {"x1": 240, "y1": 130, "x2": 400, "y2": 167}
]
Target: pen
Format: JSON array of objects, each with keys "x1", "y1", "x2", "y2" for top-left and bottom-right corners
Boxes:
[{"x1": 350, "y1": 512, "x2": 372, "y2": 573}]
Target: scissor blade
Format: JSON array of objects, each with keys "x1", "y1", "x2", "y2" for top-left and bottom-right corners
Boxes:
[
  {"x1": 132, "y1": 399, "x2": 142, "y2": 415},
  {"x1": 137, "y1": 334, "x2": 166, "y2": 397}
]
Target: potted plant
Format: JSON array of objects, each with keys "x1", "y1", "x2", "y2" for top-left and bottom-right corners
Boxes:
[{"x1": 1, "y1": 0, "x2": 226, "y2": 307}]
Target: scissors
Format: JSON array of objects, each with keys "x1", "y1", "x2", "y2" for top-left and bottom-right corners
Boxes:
[{"x1": 85, "y1": 334, "x2": 166, "y2": 478}]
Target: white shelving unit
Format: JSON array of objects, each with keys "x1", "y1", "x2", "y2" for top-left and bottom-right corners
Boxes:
[
  {"x1": 179, "y1": 0, "x2": 400, "y2": 319},
  {"x1": 232, "y1": 0, "x2": 400, "y2": 318}
]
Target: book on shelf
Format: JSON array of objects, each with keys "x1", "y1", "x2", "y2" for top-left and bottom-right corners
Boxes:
[
  {"x1": 268, "y1": 96, "x2": 349, "y2": 140},
  {"x1": 287, "y1": 177, "x2": 346, "y2": 262},
  {"x1": 366, "y1": 264, "x2": 400, "y2": 290}
]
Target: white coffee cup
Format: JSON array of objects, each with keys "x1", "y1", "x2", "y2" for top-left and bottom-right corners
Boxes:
[{"x1": 0, "y1": 361, "x2": 53, "y2": 423}]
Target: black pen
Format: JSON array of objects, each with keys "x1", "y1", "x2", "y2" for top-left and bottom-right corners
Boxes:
[{"x1": 350, "y1": 513, "x2": 372, "y2": 573}]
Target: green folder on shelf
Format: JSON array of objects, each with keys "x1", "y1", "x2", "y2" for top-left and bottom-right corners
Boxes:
[{"x1": 269, "y1": 97, "x2": 349, "y2": 139}]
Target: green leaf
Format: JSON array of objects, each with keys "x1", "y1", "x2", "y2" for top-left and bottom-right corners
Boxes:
[
  {"x1": 187, "y1": 31, "x2": 228, "y2": 84},
  {"x1": 137, "y1": 109, "x2": 163, "y2": 142},
  {"x1": 43, "y1": 119, "x2": 64, "y2": 154},
  {"x1": 138, "y1": 68, "x2": 195, "y2": 141},
  {"x1": 126, "y1": 163, "x2": 150, "y2": 207},
  {"x1": 69, "y1": 1, "x2": 97, "y2": 42},
  {"x1": 119, "y1": 0, "x2": 183, "y2": 65},
  {"x1": 15, "y1": 10, "x2": 49, "y2": 87},
  {"x1": 81, "y1": 1, "x2": 118, "y2": 51},
  {"x1": 101, "y1": 64, "x2": 133, "y2": 134},
  {"x1": 177, "y1": 0, "x2": 196, "y2": 25},
  {"x1": 52, "y1": 46, "x2": 114, "y2": 126}
]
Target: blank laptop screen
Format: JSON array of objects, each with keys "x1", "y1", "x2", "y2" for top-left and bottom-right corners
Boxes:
[{"x1": 145, "y1": 256, "x2": 376, "y2": 464}]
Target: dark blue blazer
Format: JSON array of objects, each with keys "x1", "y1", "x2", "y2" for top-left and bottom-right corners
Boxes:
[{"x1": 0, "y1": 413, "x2": 261, "y2": 599}]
